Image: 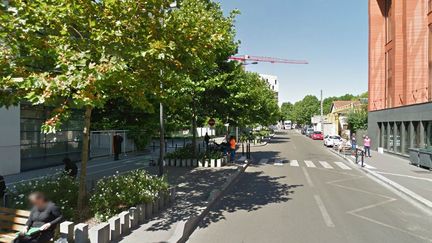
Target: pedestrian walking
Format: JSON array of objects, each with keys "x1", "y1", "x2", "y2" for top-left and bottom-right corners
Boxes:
[
  {"x1": 113, "y1": 133, "x2": 124, "y2": 161},
  {"x1": 364, "y1": 135, "x2": 371, "y2": 158},
  {"x1": 0, "y1": 174, "x2": 6, "y2": 206},
  {"x1": 229, "y1": 136, "x2": 236, "y2": 162},
  {"x1": 351, "y1": 133, "x2": 357, "y2": 149},
  {"x1": 63, "y1": 157, "x2": 77, "y2": 179},
  {"x1": 14, "y1": 192, "x2": 64, "y2": 243},
  {"x1": 204, "y1": 132, "x2": 210, "y2": 148}
]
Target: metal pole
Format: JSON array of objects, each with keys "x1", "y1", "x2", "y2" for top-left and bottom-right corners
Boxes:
[
  {"x1": 159, "y1": 73, "x2": 165, "y2": 177},
  {"x1": 320, "y1": 90, "x2": 323, "y2": 132}
]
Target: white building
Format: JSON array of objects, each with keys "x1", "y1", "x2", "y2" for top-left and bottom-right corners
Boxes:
[{"x1": 259, "y1": 74, "x2": 279, "y2": 102}]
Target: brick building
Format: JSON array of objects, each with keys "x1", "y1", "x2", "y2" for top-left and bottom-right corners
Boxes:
[{"x1": 368, "y1": 0, "x2": 432, "y2": 155}]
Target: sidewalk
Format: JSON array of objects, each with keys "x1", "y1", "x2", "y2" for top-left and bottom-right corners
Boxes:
[
  {"x1": 4, "y1": 152, "x2": 154, "y2": 186},
  {"x1": 118, "y1": 165, "x2": 239, "y2": 243},
  {"x1": 344, "y1": 150, "x2": 432, "y2": 207}
]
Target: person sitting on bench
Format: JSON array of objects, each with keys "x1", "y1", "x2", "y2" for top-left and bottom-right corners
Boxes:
[{"x1": 14, "y1": 192, "x2": 64, "y2": 243}]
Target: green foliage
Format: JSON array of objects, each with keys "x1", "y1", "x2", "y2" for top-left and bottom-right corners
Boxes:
[
  {"x1": 280, "y1": 102, "x2": 294, "y2": 121},
  {"x1": 292, "y1": 95, "x2": 320, "y2": 125},
  {"x1": 165, "y1": 144, "x2": 198, "y2": 159},
  {"x1": 89, "y1": 170, "x2": 168, "y2": 221},
  {"x1": 7, "y1": 173, "x2": 79, "y2": 221},
  {"x1": 165, "y1": 144, "x2": 223, "y2": 160},
  {"x1": 347, "y1": 109, "x2": 368, "y2": 132}
]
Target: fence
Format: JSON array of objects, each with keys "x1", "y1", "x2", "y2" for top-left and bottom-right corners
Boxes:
[{"x1": 90, "y1": 130, "x2": 136, "y2": 158}]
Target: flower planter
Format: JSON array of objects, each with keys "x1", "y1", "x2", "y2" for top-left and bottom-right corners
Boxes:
[{"x1": 57, "y1": 188, "x2": 176, "y2": 243}]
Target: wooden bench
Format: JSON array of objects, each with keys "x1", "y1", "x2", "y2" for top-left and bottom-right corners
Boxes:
[{"x1": 0, "y1": 207, "x2": 30, "y2": 243}]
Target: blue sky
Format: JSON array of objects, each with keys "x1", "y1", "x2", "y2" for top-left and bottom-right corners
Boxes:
[{"x1": 216, "y1": 0, "x2": 368, "y2": 104}]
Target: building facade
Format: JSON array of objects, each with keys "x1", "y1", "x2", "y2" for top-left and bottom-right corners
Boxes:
[
  {"x1": 259, "y1": 74, "x2": 279, "y2": 103},
  {"x1": 0, "y1": 104, "x2": 84, "y2": 175},
  {"x1": 369, "y1": 0, "x2": 432, "y2": 155}
]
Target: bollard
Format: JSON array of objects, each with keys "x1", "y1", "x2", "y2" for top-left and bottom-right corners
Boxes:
[
  {"x1": 108, "y1": 216, "x2": 120, "y2": 241},
  {"x1": 89, "y1": 223, "x2": 110, "y2": 243},
  {"x1": 129, "y1": 207, "x2": 139, "y2": 229},
  {"x1": 138, "y1": 204, "x2": 146, "y2": 223},
  {"x1": 119, "y1": 211, "x2": 130, "y2": 235},
  {"x1": 361, "y1": 150, "x2": 365, "y2": 167},
  {"x1": 242, "y1": 143, "x2": 244, "y2": 156},
  {"x1": 145, "y1": 202, "x2": 153, "y2": 220},
  {"x1": 60, "y1": 221, "x2": 74, "y2": 242},
  {"x1": 74, "y1": 223, "x2": 89, "y2": 243}
]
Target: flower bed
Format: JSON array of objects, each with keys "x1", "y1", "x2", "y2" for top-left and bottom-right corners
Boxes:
[
  {"x1": 7, "y1": 173, "x2": 78, "y2": 220},
  {"x1": 90, "y1": 170, "x2": 169, "y2": 221},
  {"x1": 166, "y1": 148, "x2": 226, "y2": 167},
  {"x1": 7, "y1": 170, "x2": 169, "y2": 223}
]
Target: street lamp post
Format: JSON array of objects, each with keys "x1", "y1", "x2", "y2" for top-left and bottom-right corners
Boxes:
[{"x1": 158, "y1": 1, "x2": 178, "y2": 177}]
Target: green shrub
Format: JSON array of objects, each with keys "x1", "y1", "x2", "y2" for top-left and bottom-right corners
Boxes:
[
  {"x1": 7, "y1": 173, "x2": 79, "y2": 221},
  {"x1": 165, "y1": 144, "x2": 196, "y2": 159},
  {"x1": 89, "y1": 170, "x2": 169, "y2": 221}
]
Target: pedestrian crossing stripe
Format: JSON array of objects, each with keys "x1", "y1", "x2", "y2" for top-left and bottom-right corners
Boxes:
[
  {"x1": 259, "y1": 158, "x2": 269, "y2": 164},
  {"x1": 334, "y1": 162, "x2": 351, "y2": 170},
  {"x1": 290, "y1": 160, "x2": 299, "y2": 167},
  {"x1": 304, "y1": 160, "x2": 316, "y2": 168},
  {"x1": 319, "y1": 161, "x2": 333, "y2": 169}
]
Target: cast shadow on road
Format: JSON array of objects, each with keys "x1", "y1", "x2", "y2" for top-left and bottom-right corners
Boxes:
[
  {"x1": 198, "y1": 170, "x2": 303, "y2": 228},
  {"x1": 266, "y1": 136, "x2": 291, "y2": 144},
  {"x1": 143, "y1": 167, "x2": 238, "y2": 232}
]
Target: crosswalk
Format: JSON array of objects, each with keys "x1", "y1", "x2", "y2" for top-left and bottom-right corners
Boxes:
[{"x1": 258, "y1": 158, "x2": 357, "y2": 171}]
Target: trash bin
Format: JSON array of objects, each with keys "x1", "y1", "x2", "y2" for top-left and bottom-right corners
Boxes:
[
  {"x1": 408, "y1": 148, "x2": 420, "y2": 166},
  {"x1": 418, "y1": 149, "x2": 432, "y2": 170}
]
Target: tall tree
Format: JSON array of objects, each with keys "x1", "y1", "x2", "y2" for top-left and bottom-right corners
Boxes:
[{"x1": 280, "y1": 102, "x2": 294, "y2": 121}]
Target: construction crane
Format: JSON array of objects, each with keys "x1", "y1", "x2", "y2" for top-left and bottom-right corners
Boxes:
[{"x1": 229, "y1": 55, "x2": 308, "y2": 65}]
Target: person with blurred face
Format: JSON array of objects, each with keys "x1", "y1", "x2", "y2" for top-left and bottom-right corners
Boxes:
[{"x1": 14, "y1": 192, "x2": 63, "y2": 243}]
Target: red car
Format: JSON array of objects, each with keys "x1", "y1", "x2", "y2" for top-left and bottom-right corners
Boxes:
[{"x1": 311, "y1": 131, "x2": 324, "y2": 140}]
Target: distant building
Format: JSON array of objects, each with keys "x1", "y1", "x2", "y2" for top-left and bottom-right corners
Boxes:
[
  {"x1": 326, "y1": 100, "x2": 363, "y2": 137},
  {"x1": 259, "y1": 74, "x2": 279, "y2": 103},
  {"x1": 369, "y1": 0, "x2": 432, "y2": 155},
  {"x1": 0, "y1": 104, "x2": 84, "y2": 175}
]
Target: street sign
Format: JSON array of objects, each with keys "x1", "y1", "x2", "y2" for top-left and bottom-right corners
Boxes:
[{"x1": 208, "y1": 118, "x2": 216, "y2": 127}]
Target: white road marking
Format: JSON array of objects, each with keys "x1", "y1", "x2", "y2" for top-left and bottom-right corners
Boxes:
[
  {"x1": 290, "y1": 160, "x2": 299, "y2": 167},
  {"x1": 258, "y1": 158, "x2": 269, "y2": 164},
  {"x1": 363, "y1": 164, "x2": 376, "y2": 169},
  {"x1": 304, "y1": 160, "x2": 316, "y2": 168},
  {"x1": 319, "y1": 161, "x2": 333, "y2": 169},
  {"x1": 314, "y1": 194, "x2": 335, "y2": 228},
  {"x1": 302, "y1": 167, "x2": 314, "y2": 187},
  {"x1": 334, "y1": 162, "x2": 351, "y2": 170},
  {"x1": 376, "y1": 172, "x2": 432, "y2": 182}
]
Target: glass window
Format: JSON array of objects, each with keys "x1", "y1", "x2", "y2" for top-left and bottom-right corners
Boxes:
[
  {"x1": 385, "y1": 0, "x2": 393, "y2": 43},
  {"x1": 383, "y1": 123, "x2": 388, "y2": 150},
  {"x1": 427, "y1": 121, "x2": 432, "y2": 148},
  {"x1": 395, "y1": 122, "x2": 401, "y2": 153},
  {"x1": 389, "y1": 122, "x2": 394, "y2": 151},
  {"x1": 413, "y1": 121, "x2": 420, "y2": 148},
  {"x1": 403, "y1": 122, "x2": 410, "y2": 153}
]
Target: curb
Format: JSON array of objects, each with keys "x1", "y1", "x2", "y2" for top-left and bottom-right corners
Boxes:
[
  {"x1": 177, "y1": 159, "x2": 252, "y2": 243},
  {"x1": 329, "y1": 149, "x2": 432, "y2": 213}
]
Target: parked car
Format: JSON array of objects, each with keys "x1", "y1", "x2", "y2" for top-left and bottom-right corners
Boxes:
[
  {"x1": 324, "y1": 135, "x2": 342, "y2": 147},
  {"x1": 311, "y1": 131, "x2": 324, "y2": 140},
  {"x1": 305, "y1": 128, "x2": 315, "y2": 137}
]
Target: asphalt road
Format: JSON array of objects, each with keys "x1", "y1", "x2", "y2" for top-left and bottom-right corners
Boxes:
[{"x1": 188, "y1": 130, "x2": 432, "y2": 243}]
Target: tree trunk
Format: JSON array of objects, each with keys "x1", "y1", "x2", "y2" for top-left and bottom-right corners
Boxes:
[{"x1": 77, "y1": 106, "x2": 92, "y2": 217}]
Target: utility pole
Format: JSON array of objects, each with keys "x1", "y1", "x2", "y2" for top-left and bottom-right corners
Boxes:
[{"x1": 320, "y1": 90, "x2": 324, "y2": 132}]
